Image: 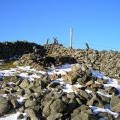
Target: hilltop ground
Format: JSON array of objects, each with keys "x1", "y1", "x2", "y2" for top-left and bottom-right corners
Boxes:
[{"x1": 0, "y1": 41, "x2": 120, "y2": 120}]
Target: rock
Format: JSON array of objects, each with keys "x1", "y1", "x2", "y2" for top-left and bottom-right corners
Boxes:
[
  {"x1": 78, "y1": 89, "x2": 91, "y2": 100},
  {"x1": 25, "y1": 108, "x2": 39, "y2": 120},
  {"x1": 85, "y1": 80, "x2": 94, "y2": 86},
  {"x1": 18, "y1": 106, "x2": 25, "y2": 113},
  {"x1": 25, "y1": 88, "x2": 33, "y2": 95},
  {"x1": 47, "y1": 113, "x2": 63, "y2": 120},
  {"x1": 50, "y1": 99, "x2": 67, "y2": 113},
  {"x1": 63, "y1": 71, "x2": 79, "y2": 84},
  {"x1": 11, "y1": 99, "x2": 19, "y2": 109},
  {"x1": 87, "y1": 93, "x2": 104, "y2": 108},
  {"x1": 25, "y1": 99, "x2": 37, "y2": 108},
  {"x1": 16, "y1": 88, "x2": 25, "y2": 96},
  {"x1": 71, "y1": 107, "x2": 97, "y2": 120},
  {"x1": 110, "y1": 94, "x2": 120, "y2": 112},
  {"x1": 62, "y1": 95, "x2": 70, "y2": 104},
  {"x1": 72, "y1": 111, "x2": 97, "y2": 120},
  {"x1": 17, "y1": 113, "x2": 24, "y2": 120},
  {"x1": 31, "y1": 86, "x2": 41, "y2": 93},
  {"x1": 13, "y1": 60, "x2": 21, "y2": 66},
  {"x1": 98, "y1": 94, "x2": 110, "y2": 104},
  {"x1": 0, "y1": 96, "x2": 12, "y2": 116},
  {"x1": 97, "y1": 112, "x2": 114, "y2": 120},
  {"x1": 43, "y1": 100, "x2": 53, "y2": 117},
  {"x1": 68, "y1": 98, "x2": 79, "y2": 112},
  {"x1": 105, "y1": 86, "x2": 119, "y2": 95},
  {"x1": 19, "y1": 79, "x2": 30, "y2": 89},
  {"x1": 47, "y1": 81, "x2": 60, "y2": 88}
]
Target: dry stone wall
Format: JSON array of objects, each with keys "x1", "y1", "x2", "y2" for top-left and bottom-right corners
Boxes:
[
  {"x1": 45, "y1": 43, "x2": 120, "y2": 79},
  {"x1": 0, "y1": 41, "x2": 119, "y2": 79}
]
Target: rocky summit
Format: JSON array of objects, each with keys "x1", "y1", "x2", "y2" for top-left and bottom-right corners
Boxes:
[{"x1": 0, "y1": 40, "x2": 120, "y2": 120}]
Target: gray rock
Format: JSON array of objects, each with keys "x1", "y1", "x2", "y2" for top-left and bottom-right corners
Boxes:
[
  {"x1": 47, "y1": 113, "x2": 63, "y2": 120},
  {"x1": 13, "y1": 60, "x2": 21, "y2": 66},
  {"x1": 11, "y1": 99, "x2": 19, "y2": 109},
  {"x1": 19, "y1": 79, "x2": 30, "y2": 89},
  {"x1": 78, "y1": 89, "x2": 91, "y2": 100},
  {"x1": 110, "y1": 95, "x2": 120, "y2": 112},
  {"x1": 0, "y1": 96, "x2": 12, "y2": 116},
  {"x1": 71, "y1": 111, "x2": 97, "y2": 120},
  {"x1": 25, "y1": 108, "x2": 39, "y2": 120},
  {"x1": 17, "y1": 113, "x2": 24, "y2": 120},
  {"x1": 50, "y1": 99, "x2": 66, "y2": 113},
  {"x1": 25, "y1": 99, "x2": 37, "y2": 108},
  {"x1": 43, "y1": 100, "x2": 53, "y2": 117},
  {"x1": 97, "y1": 112, "x2": 114, "y2": 120}
]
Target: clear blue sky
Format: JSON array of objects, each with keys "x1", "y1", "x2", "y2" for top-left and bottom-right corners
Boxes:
[{"x1": 0, "y1": 0, "x2": 120, "y2": 50}]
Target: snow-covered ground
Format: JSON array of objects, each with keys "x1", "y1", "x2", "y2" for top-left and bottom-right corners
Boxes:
[{"x1": 0, "y1": 63, "x2": 119, "y2": 119}]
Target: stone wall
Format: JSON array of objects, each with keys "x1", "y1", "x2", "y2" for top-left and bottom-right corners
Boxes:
[{"x1": 45, "y1": 43, "x2": 120, "y2": 79}]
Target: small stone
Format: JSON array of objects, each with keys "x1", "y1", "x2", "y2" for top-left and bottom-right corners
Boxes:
[{"x1": 17, "y1": 113, "x2": 24, "y2": 120}]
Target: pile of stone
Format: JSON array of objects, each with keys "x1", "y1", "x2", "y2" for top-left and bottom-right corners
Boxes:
[
  {"x1": 0, "y1": 64, "x2": 120, "y2": 120},
  {"x1": 45, "y1": 42, "x2": 120, "y2": 80},
  {"x1": 0, "y1": 41, "x2": 45, "y2": 60},
  {"x1": 16, "y1": 41, "x2": 120, "y2": 80},
  {"x1": 0, "y1": 40, "x2": 120, "y2": 79}
]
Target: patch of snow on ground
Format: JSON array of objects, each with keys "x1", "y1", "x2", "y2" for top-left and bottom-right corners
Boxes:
[
  {"x1": 90, "y1": 106, "x2": 119, "y2": 118},
  {"x1": 91, "y1": 69, "x2": 120, "y2": 94},
  {"x1": 97, "y1": 91, "x2": 112, "y2": 98},
  {"x1": 17, "y1": 95, "x2": 26, "y2": 103},
  {"x1": 91, "y1": 70, "x2": 104, "y2": 79},
  {"x1": 48, "y1": 64, "x2": 72, "y2": 75},
  {"x1": 85, "y1": 89, "x2": 92, "y2": 93},
  {"x1": 0, "y1": 112, "x2": 28, "y2": 120},
  {"x1": 0, "y1": 70, "x2": 16, "y2": 76}
]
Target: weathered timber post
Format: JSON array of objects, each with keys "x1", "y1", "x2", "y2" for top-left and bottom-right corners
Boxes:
[{"x1": 70, "y1": 28, "x2": 73, "y2": 49}]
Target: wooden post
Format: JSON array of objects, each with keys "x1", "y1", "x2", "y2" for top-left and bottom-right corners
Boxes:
[{"x1": 70, "y1": 28, "x2": 73, "y2": 49}]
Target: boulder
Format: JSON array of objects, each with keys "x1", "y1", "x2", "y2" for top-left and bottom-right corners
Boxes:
[
  {"x1": 19, "y1": 79, "x2": 30, "y2": 89},
  {"x1": 50, "y1": 99, "x2": 67, "y2": 113},
  {"x1": 71, "y1": 105, "x2": 97, "y2": 120},
  {"x1": 25, "y1": 99, "x2": 37, "y2": 108},
  {"x1": 110, "y1": 95, "x2": 120, "y2": 112},
  {"x1": 0, "y1": 96, "x2": 12, "y2": 116},
  {"x1": 47, "y1": 113, "x2": 63, "y2": 120},
  {"x1": 43, "y1": 100, "x2": 53, "y2": 117},
  {"x1": 25, "y1": 108, "x2": 39, "y2": 120}
]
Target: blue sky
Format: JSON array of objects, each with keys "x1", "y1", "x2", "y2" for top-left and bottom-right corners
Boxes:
[{"x1": 0, "y1": 0, "x2": 120, "y2": 50}]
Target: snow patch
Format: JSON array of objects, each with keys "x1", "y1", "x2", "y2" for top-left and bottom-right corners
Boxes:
[
  {"x1": 0, "y1": 112, "x2": 28, "y2": 120},
  {"x1": 90, "y1": 106, "x2": 119, "y2": 118}
]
